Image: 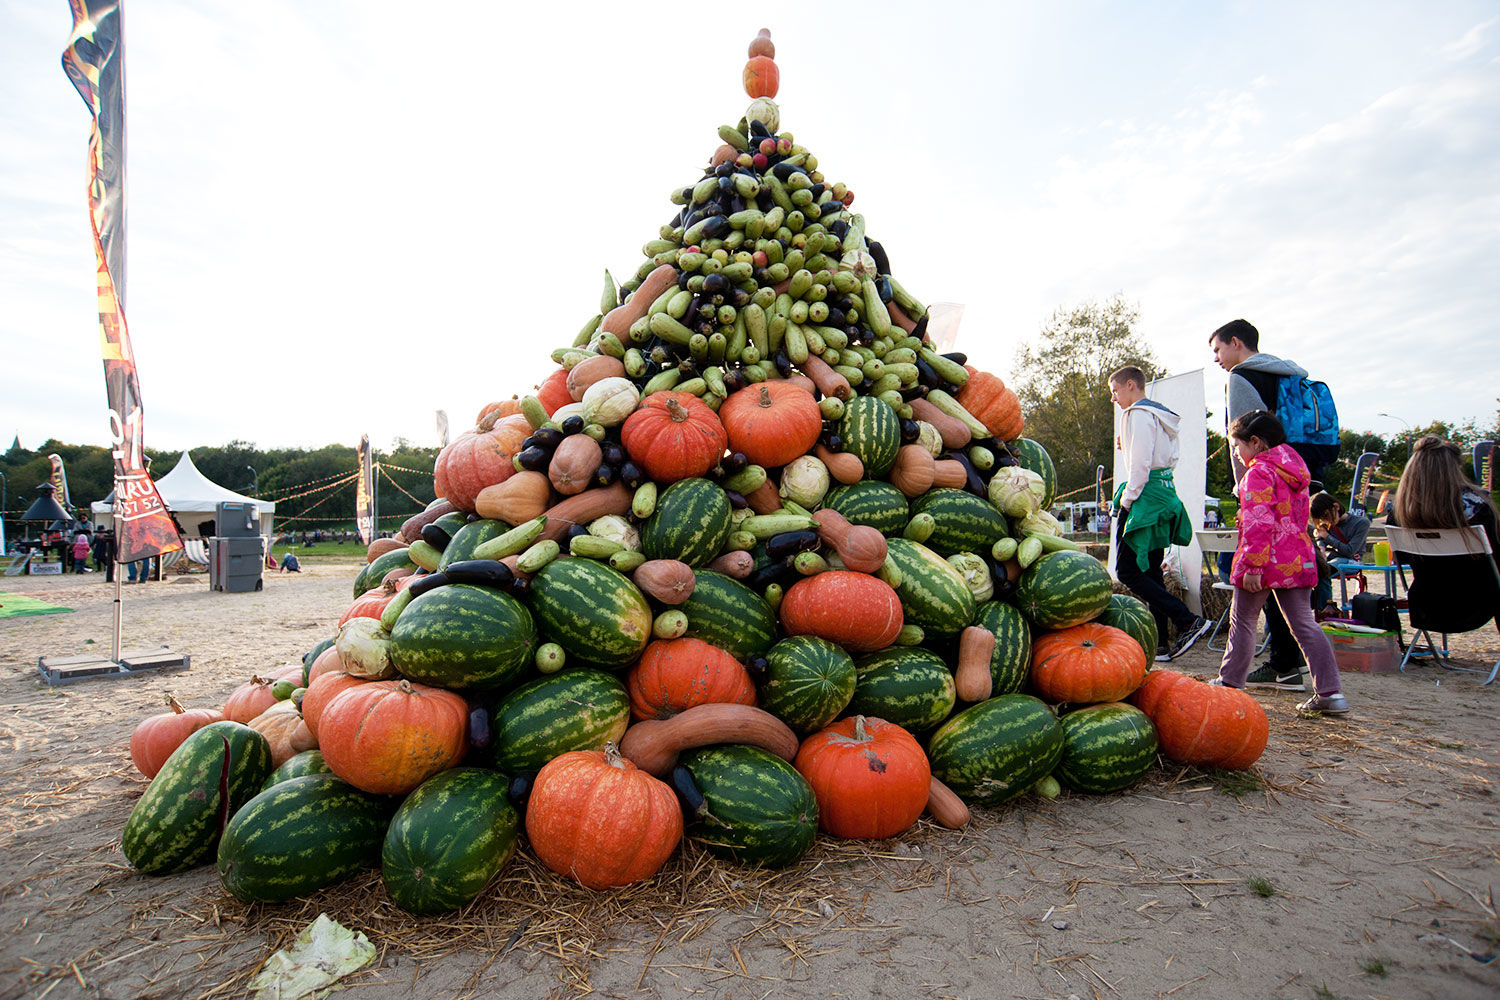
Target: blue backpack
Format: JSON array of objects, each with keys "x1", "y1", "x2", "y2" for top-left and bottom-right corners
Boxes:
[{"x1": 1275, "y1": 376, "x2": 1340, "y2": 466}]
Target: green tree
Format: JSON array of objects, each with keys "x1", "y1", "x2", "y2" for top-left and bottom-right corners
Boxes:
[{"x1": 1012, "y1": 295, "x2": 1165, "y2": 498}]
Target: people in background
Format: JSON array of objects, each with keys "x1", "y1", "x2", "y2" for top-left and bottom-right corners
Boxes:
[
  {"x1": 1214, "y1": 410, "x2": 1348, "y2": 716},
  {"x1": 1392, "y1": 435, "x2": 1500, "y2": 573},
  {"x1": 1310, "y1": 492, "x2": 1371, "y2": 615},
  {"x1": 71, "y1": 531, "x2": 91, "y2": 573},
  {"x1": 92, "y1": 530, "x2": 116, "y2": 582},
  {"x1": 280, "y1": 551, "x2": 301, "y2": 573}
]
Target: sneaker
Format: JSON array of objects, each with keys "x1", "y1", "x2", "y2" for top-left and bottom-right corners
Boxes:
[
  {"x1": 1155, "y1": 643, "x2": 1172, "y2": 663},
  {"x1": 1297, "y1": 693, "x2": 1350, "y2": 716},
  {"x1": 1166, "y1": 616, "x2": 1214, "y2": 660},
  {"x1": 1244, "y1": 663, "x2": 1306, "y2": 691}
]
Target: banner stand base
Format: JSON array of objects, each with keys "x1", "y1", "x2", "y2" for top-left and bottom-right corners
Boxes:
[{"x1": 37, "y1": 646, "x2": 190, "y2": 686}]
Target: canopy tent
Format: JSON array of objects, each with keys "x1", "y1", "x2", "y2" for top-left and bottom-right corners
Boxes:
[{"x1": 91, "y1": 451, "x2": 275, "y2": 539}]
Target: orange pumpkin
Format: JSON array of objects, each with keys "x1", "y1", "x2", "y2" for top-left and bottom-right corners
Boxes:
[
  {"x1": 339, "y1": 586, "x2": 396, "y2": 627},
  {"x1": 300, "y1": 669, "x2": 368, "y2": 740},
  {"x1": 743, "y1": 55, "x2": 779, "y2": 99},
  {"x1": 956, "y1": 366, "x2": 1025, "y2": 441},
  {"x1": 719, "y1": 382, "x2": 822, "y2": 468},
  {"x1": 525, "y1": 746, "x2": 683, "y2": 889},
  {"x1": 1130, "y1": 669, "x2": 1269, "y2": 769},
  {"x1": 306, "y1": 644, "x2": 345, "y2": 682},
  {"x1": 1030, "y1": 623, "x2": 1148, "y2": 704},
  {"x1": 129, "y1": 696, "x2": 224, "y2": 778},
  {"x1": 620, "y1": 392, "x2": 728, "y2": 484},
  {"x1": 779, "y1": 571, "x2": 903, "y2": 652},
  {"x1": 794, "y1": 716, "x2": 930, "y2": 839},
  {"x1": 433, "y1": 412, "x2": 531, "y2": 512},
  {"x1": 475, "y1": 398, "x2": 522, "y2": 425},
  {"x1": 535, "y1": 367, "x2": 572, "y2": 416},
  {"x1": 223, "y1": 675, "x2": 280, "y2": 724},
  {"x1": 247, "y1": 701, "x2": 305, "y2": 768},
  {"x1": 626, "y1": 637, "x2": 756, "y2": 722},
  {"x1": 317, "y1": 679, "x2": 468, "y2": 795}
]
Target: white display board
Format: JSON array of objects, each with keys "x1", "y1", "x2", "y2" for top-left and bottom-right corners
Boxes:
[{"x1": 1109, "y1": 369, "x2": 1208, "y2": 614}]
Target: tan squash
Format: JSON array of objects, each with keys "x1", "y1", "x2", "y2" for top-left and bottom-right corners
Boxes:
[
  {"x1": 600, "y1": 264, "x2": 679, "y2": 340},
  {"x1": 955, "y1": 626, "x2": 996, "y2": 702},
  {"x1": 887, "y1": 300, "x2": 919, "y2": 334},
  {"x1": 800, "y1": 355, "x2": 851, "y2": 400},
  {"x1": 475, "y1": 470, "x2": 554, "y2": 524},
  {"x1": 814, "y1": 508, "x2": 888, "y2": 574},
  {"x1": 925, "y1": 776, "x2": 971, "y2": 829},
  {"x1": 247, "y1": 701, "x2": 305, "y2": 768},
  {"x1": 632, "y1": 559, "x2": 697, "y2": 605},
  {"x1": 539, "y1": 483, "x2": 634, "y2": 542},
  {"x1": 744, "y1": 479, "x2": 784, "y2": 515},
  {"x1": 907, "y1": 397, "x2": 972, "y2": 449},
  {"x1": 366, "y1": 537, "x2": 405, "y2": 563},
  {"x1": 815, "y1": 445, "x2": 864, "y2": 485},
  {"x1": 618, "y1": 703, "x2": 799, "y2": 777},
  {"x1": 933, "y1": 459, "x2": 968, "y2": 489},
  {"x1": 889, "y1": 445, "x2": 936, "y2": 497},
  {"x1": 400, "y1": 499, "x2": 457, "y2": 542},
  {"x1": 548, "y1": 434, "x2": 602, "y2": 497},
  {"x1": 566, "y1": 354, "x2": 627, "y2": 401},
  {"x1": 706, "y1": 551, "x2": 755, "y2": 578}
]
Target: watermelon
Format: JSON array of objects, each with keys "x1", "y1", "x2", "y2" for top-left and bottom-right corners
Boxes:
[
  {"x1": 882, "y1": 537, "x2": 976, "y2": 635},
  {"x1": 261, "y1": 749, "x2": 333, "y2": 791},
  {"x1": 529, "y1": 557, "x2": 652, "y2": 669},
  {"x1": 642, "y1": 478, "x2": 731, "y2": 567},
  {"x1": 354, "y1": 547, "x2": 416, "y2": 598},
  {"x1": 680, "y1": 745, "x2": 819, "y2": 868},
  {"x1": 847, "y1": 647, "x2": 956, "y2": 732},
  {"x1": 1013, "y1": 551, "x2": 1113, "y2": 630},
  {"x1": 927, "y1": 694, "x2": 1063, "y2": 806},
  {"x1": 907, "y1": 488, "x2": 1009, "y2": 557},
  {"x1": 971, "y1": 600, "x2": 1033, "y2": 696},
  {"x1": 122, "y1": 721, "x2": 273, "y2": 876},
  {"x1": 824, "y1": 481, "x2": 909, "y2": 536},
  {"x1": 759, "y1": 636, "x2": 857, "y2": 733},
  {"x1": 216, "y1": 773, "x2": 391, "y2": 903},
  {"x1": 439, "y1": 518, "x2": 510, "y2": 570},
  {"x1": 382, "y1": 768, "x2": 520, "y2": 914},
  {"x1": 389, "y1": 583, "x2": 537, "y2": 690},
  {"x1": 485, "y1": 669, "x2": 630, "y2": 775},
  {"x1": 837, "y1": 395, "x2": 902, "y2": 477},
  {"x1": 678, "y1": 570, "x2": 777, "y2": 659},
  {"x1": 1008, "y1": 438, "x2": 1057, "y2": 509},
  {"x1": 1054, "y1": 702, "x2": 1158, "y2": 794},
  {"x1": 1095, "y1": 593, "x2": 1159, "y2": 664}
]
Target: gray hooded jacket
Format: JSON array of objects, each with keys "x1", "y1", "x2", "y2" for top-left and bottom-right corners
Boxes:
[{"x1": 1226, "y1": 352, "x2": 1307, "y2": 483}]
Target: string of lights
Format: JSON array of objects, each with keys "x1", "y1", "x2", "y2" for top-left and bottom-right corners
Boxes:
[{"x1": 378, "y1": 465, "x2": 429, "y2": 506}]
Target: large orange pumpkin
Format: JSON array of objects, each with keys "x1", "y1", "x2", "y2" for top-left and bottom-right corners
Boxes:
[
  {"x1": 300, "y1": 669, "x2": 368, "y2": 740},
  {"x1": 306, "y1": 644, "x2": 345, "y2": 682},
  {"x1": 779, "y1": 571, "x2": 903, "y2": 652},
  {"x1": 625, "y1": 637, "x2": 756, "y2": 722},
  {"x1": 475, "y1": 398, "x2": 523, "y2": 425},
  {"x1": 956, "y1": 366, "x2": 1024, "y2": 441},
  {"x1": 718, "y1": 382, "x2": 822, "y2": 468},
  {"x1": 742, "y1": 55, "x2": 780, "y2": 99},
  {"x1": 317, "y1": 679, "x2": 468, "y2": 795},
  {"x1": 1129, "y1": 669, "x2": 1269, "y2": 769},
  {"x1": 339, "y1": 586, "x2": 396, "y2": 627},
  {"x1": 525, "y1": 746, "x2": 683, "y2": 889},
  {"x1": 129, "y1": 696, "x2": 224, "y2": 778},
  {"x1": 794, "y1": 716, "x2": 930, "y2": 839},
  {"x1": 223, "y1": 675, "x2": 281, "y2": 724},
  {"x1": 620, "y1": 392, "x2": 728, "y2": 484},
  {"x1": 433, "y1": 412, "x2": 531, "y2": 512},
  {"x1": 1030, "y1": 623, "x2": 1148, "y2": 704}
]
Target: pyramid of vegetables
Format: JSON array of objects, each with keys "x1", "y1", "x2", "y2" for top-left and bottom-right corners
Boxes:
[{"x1": 120, "y1": 32, "x2": 1271, "y2": 913}]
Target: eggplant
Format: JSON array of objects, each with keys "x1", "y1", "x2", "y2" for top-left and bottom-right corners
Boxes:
[
  {"x1": 771, "y1": 161, "x2": 806, "y2": 181},
  {"x1": 765, "y1": 529, "x2": 821, "y2": 560},
  {"x1": 670, "y1": 765, "x2": 708, "y2": 821},
  {"x1": 601, "y1": 442, "x2": 625, "y2": 467},
  {"x1": 443, "y1": 559, "x2": 515, "y2": 589},
  {"x1": 702, "y1": 272, "x2": 729, "y2": 297},
  {"x1": 745, "y1": 653, "x2": 770, "y2": 679},
  {"x1": 406, "y1": 571, "x2": 449, "y2": 598},
  {"x1": 748, "y1": 118, "x2": 770, "y2": 139},
  {"x1": 948, "y1": 450, "x2": 988, "y2": 496},
  {"x1": 868, "y1": 240, "x2": 891, "y2": 275},
  {"x1": 913, "y1": 354, "x2": 941, "y2": 389},
  {"x1": 773, "y1": 350, "x2": 794, "y2": 378},
  {"x1": 911, "y1": 312, "x2": 929, "y2": 340},
  {"x1": 746, "y1": 556, "x2": 797, "y2": 592},
  {"x1": 830, "y1": 220, "x2": 850, "y2": 240},
  {"x1": 942, "y1": 351, "x2": 969, "y2": 367},
  {"x1": 618, "y1": 461, "x2": 646, "y2": 490},
  {"x1": 515, "y1": 446, "x2": 551, "y2": 472},
  {"x1": 900, "y1": 418, "x2": 921, "y2": 443},
  {"x1": 714, "y1": 161, "x2": 735, "y2": 179},
  {"x1": 721, "y1": 451, "x2": 749, "y2": 475},
  {"x1": 876, "y1": 275, "x2": 894, "y2": 304},
  {"x1": 560, "y1": 415, "x2": 585, "y2": 436},
  {"x1": 507, "y1": 575, "x2": 530, "y2": 599},
  {"x1": 507, "y1": 772, "x2": 536, "y2": 809},
  {"x1": 594, "y1": 463, "x2": 619, "y2": 488},
  {"x1": 529, "y1": 426, "x2": 565, "y2": 450},
  {"x1": 467, "y1": 705, "x2": 492, "y2": 753},
  {"x1": 420, "y1": 522, "x2": 452, "y2": 551}
]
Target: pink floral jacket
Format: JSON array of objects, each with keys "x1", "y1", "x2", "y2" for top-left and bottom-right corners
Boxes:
[{"x1": 1232, "y1": 443, "x2": 1318, "y2": 589}]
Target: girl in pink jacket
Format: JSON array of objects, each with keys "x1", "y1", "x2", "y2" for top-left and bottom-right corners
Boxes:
[{"x1": 1217, "y1": 411, "x2": 1348, "y2": 715}]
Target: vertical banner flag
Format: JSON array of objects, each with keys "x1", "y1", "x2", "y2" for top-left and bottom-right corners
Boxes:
[
  {"x1": 1094, "y1": 465, "x2": 1106, "y2": 524},
  {"x1": 436, "y1": 410, "x2": 450, "y2": 449},
  {"x1": 355, "y1": 435, "x2": 375, "y2": 545},
  {"x1": 47, "y1": 454, "x2": 74, "y2": 511},
  {"x1": 62, "y1": 0, "x2": 181, "y2": 563},
  {"x1": 1475, "y1": 441, "x2": 1494, "y2": 494},
  {"x1": 1348, "y1": 451, "x2": 1379, "y2": 516}
]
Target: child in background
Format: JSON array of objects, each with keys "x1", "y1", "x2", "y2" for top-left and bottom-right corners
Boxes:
[{"x1": 1215, "y1": 410, "x2": 1349, "y2": 715}]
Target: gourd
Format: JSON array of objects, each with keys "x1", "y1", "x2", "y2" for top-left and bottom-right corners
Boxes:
[
  {"x1": 548, "y1": 434, "x2": 602, "y2": 497},
  {"x1": 925, "y1": 776, "x2": 970, "y2": 829},
  {"x1": 632, "y1": 559, "x2": 696, "y2": 604},
  {"x1": 793, "y1": 716, "x2": 931, "y2": 840},
  {"x1": 1030, "y1": 623, "x2": 1148, "y2": 705},
  {"x1": 581, "y1": 376, "x2": 640, "y2": 428},
  {"x1": 475, "y1": 470, "x2": 553, "y2": 525},
  {"x1": 534, "y1": 368, "x2": 573, "y2": 415},
  {"x1": 366, "y1": 537, "x2": 405, "y2": 563},
  {"x1": 813, "y1": 508, "x2": 888, "y2": 574},
  {"x1": 779, "y1": 571, "x2": 904, "y2": 652},
  {"x1": 625, "y1": 638, "x2": 756, "y2": 721},
  {"x1": 743, "y1": 55, "x2": 779, "y2": 99},
  {"x1": 618, "y1": 703, "x2": 798, "y2": 777},
  {"x1": 954, "y1": 626, "x2": 996, "y2": 702},
  {"x1": 907, "y1": 397, "x2": 971, "y2": 449},
  {"x1": 300, "y1": 670, "x2": 367, "y2": 740},
  {"x1": 538, "y1": 483, "x2": 634, "y2": 543},
  {"x1": 246, "y1": 701, "x2": 307, "y2": 768},
  {"x1": 129, "y1": 696, "x2": 224, "y2": 778},
  {"x1": 566, "y1": 354, "x2": 627, "y2": 401}
]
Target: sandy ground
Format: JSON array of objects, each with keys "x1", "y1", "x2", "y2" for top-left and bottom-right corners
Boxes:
[{"x1": 1, "y1": 561, "x2": 1497, "y2": 1000}]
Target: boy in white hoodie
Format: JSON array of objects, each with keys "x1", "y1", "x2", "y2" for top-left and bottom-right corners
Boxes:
[{"x1": 1110, "y1": 366, "x2": 1213, "y2": 660}]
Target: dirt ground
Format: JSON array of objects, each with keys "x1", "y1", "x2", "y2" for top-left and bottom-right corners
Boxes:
[{"x1": 1, "y1": 561, "x2": 1496, "y2": 1000}]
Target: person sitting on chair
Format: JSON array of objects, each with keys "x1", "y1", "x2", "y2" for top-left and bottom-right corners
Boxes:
[
  {"x1": 1391, "y1": 436, "x2": 1500, "y2": 573},
  {"x1": 1310, "y1": 492, "x2": 1370, "y2": 614}
]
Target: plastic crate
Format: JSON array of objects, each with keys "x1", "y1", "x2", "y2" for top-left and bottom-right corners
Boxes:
[{"x1": 1322, "y1": 623, "x2": 1400, "y2": 674}]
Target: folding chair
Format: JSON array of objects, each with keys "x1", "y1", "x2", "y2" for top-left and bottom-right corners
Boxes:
[
  {"x1": 1194, "y1": 529, "x2": 1268, "y2": 654},
  {"x1": 1386, "y1": 524, "x2": 1500, "y2": 685}
]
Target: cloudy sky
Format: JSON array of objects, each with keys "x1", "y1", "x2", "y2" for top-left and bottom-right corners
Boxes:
[{"x1": 2, "y1": 1, "x2": 1496, "y2": 457}]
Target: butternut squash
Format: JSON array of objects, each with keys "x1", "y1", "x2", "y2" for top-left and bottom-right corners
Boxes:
[
  {"x1": 933, "y1": 459, "x2": 968, "y2": 489},
  {"x1": 801, "y1": 355, "x2": 851, "y2": 400},
  {"x1": 955, "y1": 626, "x2": 996, "y2": 702},
  {"x1": 925, "y1": 776, "x2": 971, "y2": 829},
  {"x1": 908, "y1": 397, "x2": 972, "y2": 449},
  {"x1": 548, "y1": 434, "x2": 602, "y2": 496},
  {"x1": 814, "y1": 508, "x2": 888, "y2": 574},
  {"x1": 600, "y1": 264, "x2": 679, "y2": 341},
  {"x1": 565, "y1": 354, "x2": 627, "y2": 401},
  {"x1": 366, "y1": 537, "x2": 405, "y2": 563},
  {"x1": 539, "y1": 482, "x2": 634, "y2": 542},
  {"x1": 619, "y1": 703, "x2": 799, "y2": 777},
  {"x1": 706, "y1": 550, "x2": 755, "y2": 578},
  {"x1": 889, "y1": 445, "x2": 936, "y2": 497},
  {"x1": 815, "y1": 445, "x2": 864, "y2": 485},
  {"x1": 886, "y1": 300, "x2": 919, "y2": 334},
  {"x1": 475, "y1": 470, "x2": 554, "y2": 524}
]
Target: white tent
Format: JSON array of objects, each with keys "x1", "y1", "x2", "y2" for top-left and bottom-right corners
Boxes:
[{"x1": 91, "y1": 451, "x2": 275, "y2": 539}]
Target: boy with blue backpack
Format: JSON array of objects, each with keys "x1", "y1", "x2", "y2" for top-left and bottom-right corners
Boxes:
[{"x1": 1210, "y1": 318, "x2": 1341, "y2": 690}]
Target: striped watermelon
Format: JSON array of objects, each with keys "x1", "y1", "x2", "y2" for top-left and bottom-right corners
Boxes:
[
  {"x1": 824, "y1": 480, "x2": 909, "y2": 536},
  {"x1": 122, "y1": 721, "x2": 273, "y2": 875},
  {"x1": 1095, "y1": 593, "x2": 1159, "y2": 664},
  {"x1": 1014, "y1": 551, "x2": 1113, "y2": 630},
  {"x1": 382, "y1": 768, "x2": 520, "y2": 914},
  {"x1": 837, "y1": 395, "x2": 901, "y2": 477},
  {"x1": 680, "y1": 745, "x2": 820, "y2": 868},
  {"x1": 971, "y1": 600, "x2": 1033, "y2": 696},
  {"x1": 389, "y1": 583, "x2": 537, "y2": 690},
  {"x1": 907, "y1": 488, "x2": 1010, "y2": 556},
  {"x1": 760, "y1": 636, "x2": 857, "y2": 733},
  {"x1": 882, "y1": 538, "x2": 976, "y2": 635},
  {"x1": 642, "y1": 478, "x2": 731, "y2": 567},
  {"x1": 529, "y1": 557, "x2": 652, "y2": 669},
  {"x1": 261, "y1": 749, "x2": 332, "y2": 791},
  {"x1": 1008, "y1": 438, "x2": 1057, "y2": 509},
  {"x1": 439, "y1": 518, "x2": 509, "y2": 570},
  {"x1": 485, "y1": 669, "x2": 630, "y2": 775},
  {"x1": 216, "y1": 773, "x2": 391, "y2": 903},
  {"x1": 927, "y1": 694, "x2": 1063, "y2": 806},
  {"x1": 847, "y1": 647, "x2": 956, "y2": 732},
  {"x1": 1055, "y1": 702, "x2": 1158, "y2": 794},
  {"x1": 679, "y1": 570, "x2": 778, "y2": 659}
]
